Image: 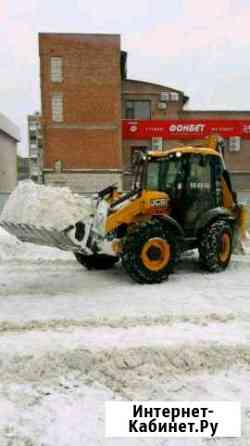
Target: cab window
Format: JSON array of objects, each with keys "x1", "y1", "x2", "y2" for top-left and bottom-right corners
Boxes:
[
  {"x1": 163, "y1": 156, "x2": 184, "y2": 192},
  {"x1": 146, "y1": 156, "x2": 184, "y2": 192},
  {"x1": 146, "y1": 161, "x2": 160, "y2": 190},
  {"x1": 187, "y1": 155, "x2": 211, "y2": 192}
]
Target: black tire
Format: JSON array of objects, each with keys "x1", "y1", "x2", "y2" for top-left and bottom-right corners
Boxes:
[
  {"x1": 198, "y1": 220, "x2": 233, "y2": 272},
  {"x1": 121, "y1": 220, "x2": 178, "y2": 284},
  {"x1": 74, "y1": 253, "x2": 119, "y2": 270}
]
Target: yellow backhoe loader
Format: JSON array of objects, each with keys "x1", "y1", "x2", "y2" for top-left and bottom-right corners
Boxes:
[{"x1": 1, "y1": 139, "x2": 248, "y2": 284}]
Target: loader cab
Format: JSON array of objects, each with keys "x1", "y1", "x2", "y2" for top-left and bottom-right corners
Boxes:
[{"x1": 145, "y1": 149, "x2": 225, "y2": 233}]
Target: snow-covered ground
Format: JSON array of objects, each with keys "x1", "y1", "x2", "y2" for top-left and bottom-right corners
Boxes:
[{"x1": 0, "y1": 227, "x2": 250, "y2": 445}]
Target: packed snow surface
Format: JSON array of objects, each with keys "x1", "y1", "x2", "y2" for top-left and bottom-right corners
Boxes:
[
  {"x1": 0, "y1": 228, "x2": 250, "y2": 445},
  {"x1": 0, "y1": 180, "x2": 92, "y2": 230}
]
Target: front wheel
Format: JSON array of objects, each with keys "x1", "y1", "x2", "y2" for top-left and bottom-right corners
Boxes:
[
  {"x1": 199, "y1": 220, "x2": 233, "y2": 272},
  {"x1": 121, "y1": 220, "x2": 178, "y2": 284},
  {"x1": 74, "y1": 253, "x2": 119, "y2": 270}
]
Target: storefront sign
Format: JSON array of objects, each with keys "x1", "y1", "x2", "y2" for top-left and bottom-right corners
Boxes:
[{"x1": 123, "y1": 119, "x2": 250, "y2": 140}]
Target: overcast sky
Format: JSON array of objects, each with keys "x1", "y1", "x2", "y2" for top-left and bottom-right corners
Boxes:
[{"x1": 1, "y1": 0, "x2": 250, "y2": 156}]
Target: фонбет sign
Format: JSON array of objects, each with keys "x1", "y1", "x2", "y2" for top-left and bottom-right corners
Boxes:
[{"x1": 123, "y1": 120, "x2": 250, "y2": 140}]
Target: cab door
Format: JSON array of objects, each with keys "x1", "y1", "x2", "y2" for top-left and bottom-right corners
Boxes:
[{"x1": 180, "y1": 154, "x2": 216, "y2": 233}]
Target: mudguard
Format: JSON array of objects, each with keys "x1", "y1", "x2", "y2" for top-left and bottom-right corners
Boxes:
[
  {"x1": 194, "y1": 207, "x2": 236, "y2": 236},
  {"x1": 157, "y1": 214, "x2": 185, "y2": 238}
]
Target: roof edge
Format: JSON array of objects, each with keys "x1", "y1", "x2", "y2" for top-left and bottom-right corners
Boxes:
[
  {"x1": 0, "y1": 113, "x2": 20, "y2": 142},
  {"x1": 124, "y1": 78, "x2": 189, "y2": 104},
  {"x1": 124, "y1": 78, "x2": 186, "y2": 94},
  {"x1": 39, "y1": 32, "x2": 120, "y2": 39}
]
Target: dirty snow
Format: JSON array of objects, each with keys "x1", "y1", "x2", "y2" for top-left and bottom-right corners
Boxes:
[
  {"x1": 0, "y1": 227, "x2": 250, "y2": 445},
  {"x1": 0, "y1": 180, "x2": 92, "y2": 230}
]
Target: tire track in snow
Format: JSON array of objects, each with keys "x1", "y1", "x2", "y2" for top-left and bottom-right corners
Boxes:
[
  {"x1": 0, "y1": 312, "x2": 243, "y2": 333},
  {"x1": 1, "y1": 344, "x2": 250, "y2": 397}
]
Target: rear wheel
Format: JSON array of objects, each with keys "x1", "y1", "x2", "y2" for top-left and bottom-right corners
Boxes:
[
  {"x1": 199, "y1": 220, "x2": 233, "y2": 272},
  {"x1": 74, "y1": 253, "x2": 119, "y2": 270},
  {"x1": 121, "y1": 220, "x2": 178, "y2": 284}
]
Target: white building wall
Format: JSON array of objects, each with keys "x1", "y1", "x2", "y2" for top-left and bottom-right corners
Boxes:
[
  {"x1": 44, "y1": 171, "x2": 123, "y2": 194},
  {"x1": 0, "y1": 132, "x2": 17, "y2": 193}
]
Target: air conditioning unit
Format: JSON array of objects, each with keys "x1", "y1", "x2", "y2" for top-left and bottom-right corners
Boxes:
[
  {"x1": 229, "y1": 137, "x2": 241, "y2": 152},
  {"x1": 158, "y1": 102, "x2": 167, "y2": 110},
  {"x1": 31, "y1": 166, "x2": 40, "y2": 176},
  {"x1": 170, "y1": 92, "x2": 179, "y2": 101},
  {"x1": 160, "y1": 92, "x2": 169, "y2": 102}
]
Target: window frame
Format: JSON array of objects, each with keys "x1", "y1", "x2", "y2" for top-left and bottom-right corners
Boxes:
[
  {"x1": 50, "y1": 56, "x2": 63, "y2": 83},
  {"x1": 125, "y1": 100, "x2": 151, "y2": 120},
  {"x1": 51, "y1": 92, "x2": 64, "y2": 122}
]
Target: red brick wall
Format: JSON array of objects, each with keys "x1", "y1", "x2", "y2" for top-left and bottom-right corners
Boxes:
[
  {"x1": 44, "y1": 127, "x2": 121, "y2": 169},
  {"x1": 39, "y1": 33, "x2": 122, "y2": 170}
]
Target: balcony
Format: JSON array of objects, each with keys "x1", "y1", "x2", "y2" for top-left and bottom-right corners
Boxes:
[
  {"x1": 30, "y1": 145, "x2": 38, "y2": 158},
  {"x1": 30, "y1": 166, "x2": 40, "y2": 176}
]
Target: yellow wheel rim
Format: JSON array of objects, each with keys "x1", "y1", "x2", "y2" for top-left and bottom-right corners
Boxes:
[
  {"x1": 141, "y1": 238, "x2": 170, "y2": 272},
  {"x1": 219, "y1": 233, "x2": 231, "y2": 263}
]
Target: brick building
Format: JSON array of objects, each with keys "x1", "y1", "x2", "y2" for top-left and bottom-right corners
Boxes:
[
  {"x1": 39, "y1": 33, "x2": 123, "y2": 193},
  {"x1": 39, "y1": 33, "x2": 250, "y2": 192}
]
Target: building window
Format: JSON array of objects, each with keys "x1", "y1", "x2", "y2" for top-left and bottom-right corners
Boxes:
[
  {"x1": 160, "y1": 92, "x2": 169, "y2": 101},
  {"x1": 54, "y1": 160, "x2": 64, "y2": 173},
  {"x1": 52, "y1": 92, "x2": 63, "y2": 122},
  {"x1": 29, "y1": 123, "x2": 37, "y2": 131},
  {"x1": 29, "y1": 131, "x2": 37, "y2": 142},
  {"x1": 51, "y1": 57, "x2": 63, "y2": 83},
  {"x1": 229, "y1": 137, "x2": 241, "y2": 152},
  {"x1": 125, "y1": 101, "x2": 151, "y2": 119}
]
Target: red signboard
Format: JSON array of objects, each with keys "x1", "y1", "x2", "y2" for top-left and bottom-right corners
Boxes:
[{"x1": 123, "y1": 119, "x2": 250, "y2": 140}]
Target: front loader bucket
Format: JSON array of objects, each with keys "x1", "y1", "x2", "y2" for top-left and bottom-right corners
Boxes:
[{"x1": 0, "y1": 221, "x2": 81, "y2": 252}]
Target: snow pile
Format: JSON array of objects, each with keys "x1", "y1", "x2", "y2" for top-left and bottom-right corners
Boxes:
[{"x1": 0, "y1": 180, "x2": 92, "y2": 230}]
